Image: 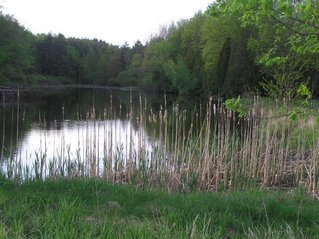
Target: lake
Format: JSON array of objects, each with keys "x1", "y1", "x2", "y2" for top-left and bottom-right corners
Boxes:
[{"x1": 0, "y1": 87, "x2": 206, "y2": 181}]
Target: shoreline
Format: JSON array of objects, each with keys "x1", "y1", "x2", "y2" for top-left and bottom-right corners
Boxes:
[{"x1": 0, "y1": 84, "x2": 144, "y2": 92}]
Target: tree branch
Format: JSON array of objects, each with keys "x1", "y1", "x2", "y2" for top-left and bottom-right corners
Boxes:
[
  {"x1": 270, "y1": 15, "x2": 319, "y2": 37},
  {"x1": 271, "y1": 8, "x2": 319, "y2": 32}
]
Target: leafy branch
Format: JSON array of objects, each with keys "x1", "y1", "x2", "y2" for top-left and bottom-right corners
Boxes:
[
  {"x1": 225, "y1": 84, "x2": 319, "y2": 123},
  {"x1": 225, "y1": 96, "x2": 247, "y2": 117}
]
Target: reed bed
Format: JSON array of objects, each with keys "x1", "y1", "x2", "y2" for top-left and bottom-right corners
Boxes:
[{"x1": 1, "y1": 93, "x2": 318, "y2": 197}]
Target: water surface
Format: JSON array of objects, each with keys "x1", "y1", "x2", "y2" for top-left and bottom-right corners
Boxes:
[{"x1": 0, "y1": 87, "x2": 200, "y2": 178}]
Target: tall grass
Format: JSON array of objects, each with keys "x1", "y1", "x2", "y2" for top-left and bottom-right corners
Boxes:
[{"x1": 1, "y1": 92, "x2": 318, "y2": 197}]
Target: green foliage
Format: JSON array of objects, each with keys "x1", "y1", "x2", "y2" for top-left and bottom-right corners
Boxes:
[
  {"x1": 201, "y1": 15, "x2": 241, "y2": 93},
  {"x1": 271, "y1": 83, "x2": 317, "y2": 122},
  {"x1": 214, "y1": 38, "x2": 231, "y2": 93},
  {"x1": 0, "y1": 12, "x2": 35, "y2": 84},
  {"x1": 260, "y1": 54, "x2": 310, "y2": 99},
  {"x1": 142, "y1": 39, "x2": 174, "y2": 91},
  {"x1": 289, "y1": 110, "x2": 298, "y2": 121},
  {"x1": 225, "y1": 96, "x2": 246, "y2": 117},
  {"x1": 179, "y1": 14, "x2": 205, "y2": 84},
  {"x1": 211, "y1": 0, "x2": 319, "y2": 97},
  {"x1": 222, "y1": 28, "x2": 260, "y2": 96},
  {"x1": 165, "y1": 57, "x2": 199, "y2": 95},
  {"x1": 298, "y1": 84, "x2": 312, "y2": 100}
]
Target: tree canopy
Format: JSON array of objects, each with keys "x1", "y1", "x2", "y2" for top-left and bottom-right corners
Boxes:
[
  {"x1": 209, "y1": 0, "x2": 319, "y2": 97},
  {"x1": 0, "y1": 2, "x2": 318, "y2": 97}
]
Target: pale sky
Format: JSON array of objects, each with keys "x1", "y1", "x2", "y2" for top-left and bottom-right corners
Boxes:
[{"x1": 0, "y1": 0, "x2": 212, "y2": 46}]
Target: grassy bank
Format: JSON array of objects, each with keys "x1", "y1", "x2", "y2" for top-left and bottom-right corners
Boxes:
[{"x1": 0, "y1": 178, "x2": 319, "y2": 238}]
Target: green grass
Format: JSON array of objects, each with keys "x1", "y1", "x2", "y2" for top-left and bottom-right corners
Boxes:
[{"x1": 0, "y1": 178, "x2": 319, "y2": 238}]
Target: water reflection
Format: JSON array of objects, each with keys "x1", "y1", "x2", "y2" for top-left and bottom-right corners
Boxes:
[
  {"x1": 9, "y1": 119, "x2": 159, "y2": 178},
  {"x1": 0, "y1": 87, "x2": 178, "y2": 179}
]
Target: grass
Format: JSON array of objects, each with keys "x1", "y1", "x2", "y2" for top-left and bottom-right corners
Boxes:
[{"x1": 0, "y1": 177, "x2": 319, "y2": 238}]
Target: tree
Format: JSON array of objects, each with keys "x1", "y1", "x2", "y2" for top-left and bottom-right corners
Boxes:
[
  {"x1": 180, "y1": 13, "x2": 205, "y2": 92},
  {"x1": 132, "y1": 40, "x2": 145, "y2": 57},
  {"x1": 164, "y1": 57, "x2": 198, "y2": 95},
  {"x1": 0, "y1": 12, "x2": 35, "y2": 84},
  {"x1": 222, "y1": 28, "x2": 261, "y2": 96},
  {"x1": 142, "y1": 39, "x2": 174, "y2": 91},
  {"x1": 260, "y1": 54, "x2": 309, "y2": 98},
  {"x1": 119, "y1": 42, "x2": 131, "y2": 71},
  {"x1": 215, "y1": 37, "x2": 231, "y2": 93},
  {"x1": 210, "y1": 0, "x2": 319, "y2": 96},
  {"x1": 201, "y1": 14, "x2": 240, "y2": 93},
  {"x1": 35, "y1": 34, "x2": 70, "y2": 77}
]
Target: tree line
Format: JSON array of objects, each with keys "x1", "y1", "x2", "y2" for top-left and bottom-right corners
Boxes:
[{"x1": 0, "y1": 0, "x2": 318, "y2": 97}]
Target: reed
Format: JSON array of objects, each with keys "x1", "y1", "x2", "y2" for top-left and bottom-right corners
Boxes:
[
  {"x1": 1, "y1": 93, "x2": 5, "y2": 164},
  {"x1": 1, "y1": 92, "x2": 318, "y2": 197}
]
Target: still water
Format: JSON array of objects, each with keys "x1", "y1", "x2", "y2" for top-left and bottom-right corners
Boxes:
[{"x1": 0, "y1": 87, "x2": 200, "y2": 179}]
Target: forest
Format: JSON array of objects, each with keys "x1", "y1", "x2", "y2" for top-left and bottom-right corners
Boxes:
[{"x1": 0, "y1": 0, "x2": 318, "y2": 98}]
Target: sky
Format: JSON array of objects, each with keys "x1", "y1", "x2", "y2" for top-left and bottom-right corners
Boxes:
[{"x1": 0, "y1": 0, "x2": 212, "y2": 46}]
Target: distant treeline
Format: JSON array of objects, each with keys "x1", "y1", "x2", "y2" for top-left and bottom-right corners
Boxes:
[{"x1": 1, "y1": 0, "x2": 319, "y2": 97}]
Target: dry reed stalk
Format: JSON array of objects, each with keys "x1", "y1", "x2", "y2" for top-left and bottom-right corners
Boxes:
[
  {"x1": 15, "y1": 88, "x2": 19, "y2": 161},
  {"x1": 309, "y1": 125, "x2": 319, "y2": 197},
  {"x1": 1, "y1": 93, "x2": 5, "y2": 166}
]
